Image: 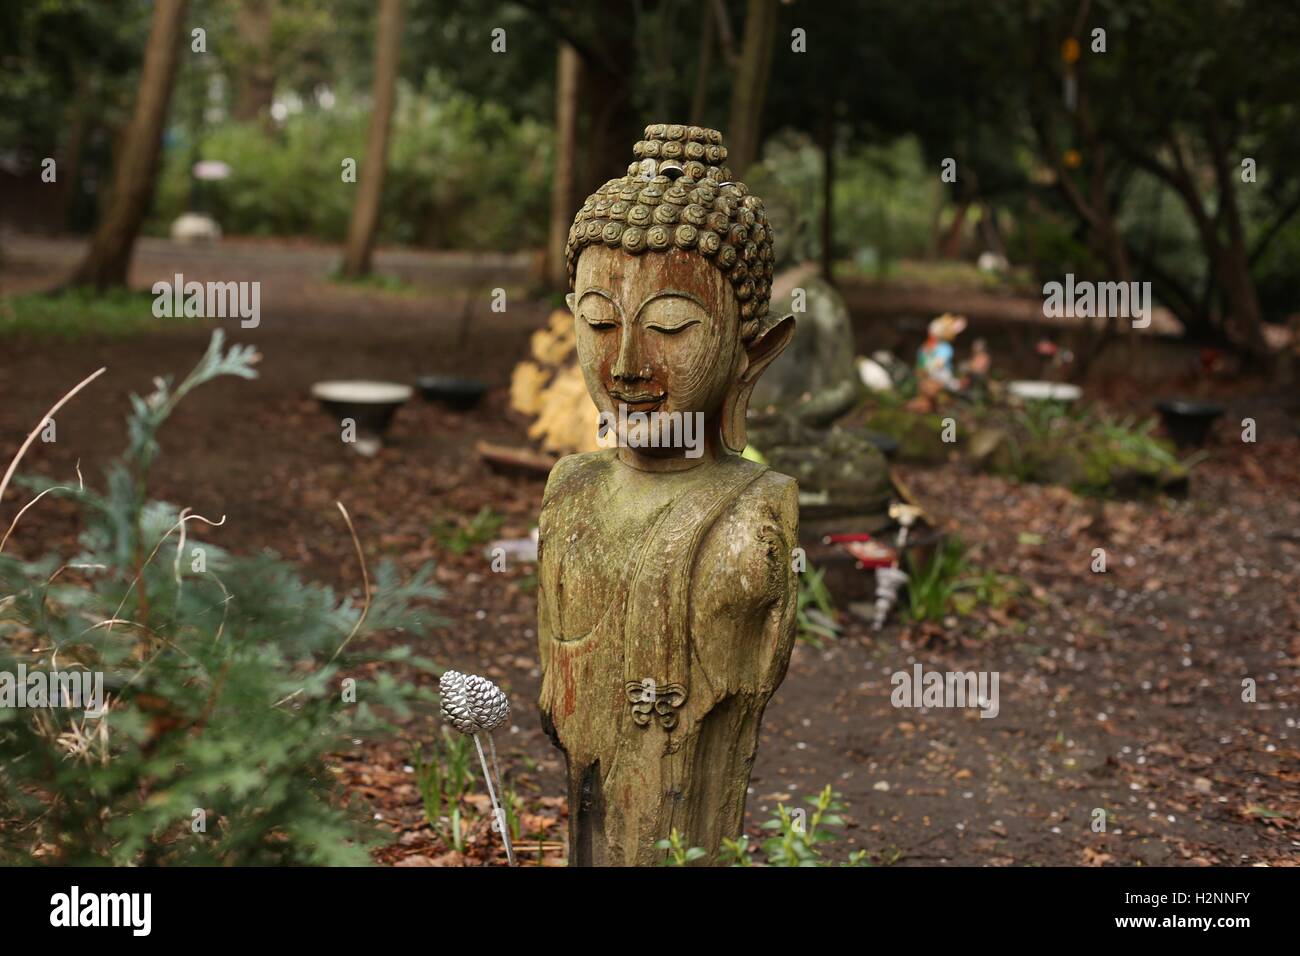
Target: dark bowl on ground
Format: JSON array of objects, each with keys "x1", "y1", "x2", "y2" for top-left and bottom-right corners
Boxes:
[
  {"x1": 311, "y1": 381, "x2": 413, "y2": 436},
  {"x1": 418, "y1": 374, "x2": 490, "y2": 410},
  {"x1": 861, "y1": 431, "x2": 900, "y2": 459},
  {"x1": 1156, "y1": 399, "x2": 1224, "y2": 449}
]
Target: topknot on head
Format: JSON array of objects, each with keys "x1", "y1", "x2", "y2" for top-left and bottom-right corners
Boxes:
[{"x1": 566, "y1": 124, "x2": 775, "y2": 322}]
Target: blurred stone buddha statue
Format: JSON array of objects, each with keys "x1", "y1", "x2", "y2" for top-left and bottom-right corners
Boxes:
[{"x1": 537, "y1": 124, "x2": 798, "y2": 866}]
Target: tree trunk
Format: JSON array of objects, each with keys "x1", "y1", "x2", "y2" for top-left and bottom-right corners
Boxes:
[
  {"x1": 575, "y1": 40, "x2": 637, "y2": 206},
  {"x1": 1217, "y1": 241, "x2": 1268, "y2": 359},
  {"x1": 725, "y1": 0, "x2": 778, "y2": 177},
  {"x1": 520, "y1": 1, "x2": 637, "y2": 203},
  {"x1": 546, "y1": 43, "x2": 582, "y2": 291},
  {"x1": 67, "y1": 0, "x2": 188, "y2": 290},
  {"x1": 233, "y1": 0, "x2": 276, "y2": 126},
  {"x1": 689, "y1": 3, "x2": 716, "y2": 126},
  {"x1": 939, "y1": 201, "x2": 969, "y2": 259},
  {"x1": 1030, "y1": 79, "x2": 1133, "y2": 377},
  {"x1": 60, "y1": 79, "x2": 91, "y2": 233},
  {"x1": 1204, "y1": 112, "x2": 1268, "y2": 359},
  {"x1": 819, "y1": 108, "x2": 834, "y2": 281},
  {"x1": 1078, "y1": 164, "x2": 1134, "y2": 376},
  {"x1": 340, "y1": 0, "x2": 402, "y2": 278},
  {"x1": 978, "y1": 204, "x2": 1006, "y2": 257}
]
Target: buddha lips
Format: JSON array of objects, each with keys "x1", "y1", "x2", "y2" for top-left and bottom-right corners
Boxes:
[{"x1": 596, "y1": 404, "x2": 706, "y2": 458}]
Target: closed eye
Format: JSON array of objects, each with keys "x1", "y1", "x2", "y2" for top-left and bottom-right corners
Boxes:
[
  {"x1": 645, "y1": 318, "x2": 701, "y2": 335},
  {"x1": 638, "y1": 293, "x2": 706, "y2": 334},
  {"x1": 583, "y1": 314, "x2": 618, "y2": 330}
]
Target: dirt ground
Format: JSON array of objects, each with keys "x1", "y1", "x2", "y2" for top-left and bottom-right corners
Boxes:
[{"x1": 2, "y1": 235, "x2": 1296, "y2": 867}]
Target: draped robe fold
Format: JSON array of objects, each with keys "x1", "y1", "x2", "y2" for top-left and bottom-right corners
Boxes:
[{"x1": 538, "y1": 449, "x2": 798, "y2": 865}]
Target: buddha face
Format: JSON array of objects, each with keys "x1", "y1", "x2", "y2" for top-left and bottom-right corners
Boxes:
[{"x1": 570, "y1": 246, "x2": 743, "y2": 463}]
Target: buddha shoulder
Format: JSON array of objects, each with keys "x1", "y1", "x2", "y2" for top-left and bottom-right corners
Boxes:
[
  {"x1": 541, "y1": 449, "x2": 619, "y2": 507},
  {"x1": 697, "y1": 466, "x2": 798, "y2": 602}
]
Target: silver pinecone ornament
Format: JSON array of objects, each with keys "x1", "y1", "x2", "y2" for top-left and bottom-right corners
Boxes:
[
  {"x1": 440, "y1": 669, "x2": 509, "y2": 733},
  {"x1": 438, "y1": 669, "x2": 515, "y2": 866}
]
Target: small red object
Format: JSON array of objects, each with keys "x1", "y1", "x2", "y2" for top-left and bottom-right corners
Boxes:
[
  {"x1": 823, "y1": 533, "x2": 897, "y2": 570},
  {"x1": 1200, "y1": 347, "x2": 1221, "y2": 375}
]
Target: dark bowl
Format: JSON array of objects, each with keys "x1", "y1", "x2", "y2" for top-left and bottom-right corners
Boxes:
[
  {"x1": 1155, "y1": 399, "x2": 1224, "y2": 449},
  {"x1": 417, "y1": 374, "x2": 490, "y2": 410},
  {"x1": 860, "y1": 431, "x2": 900, "y2": 459},
  {"x1": 311, "y1": 381, "x2": 413, "y2": 436}
]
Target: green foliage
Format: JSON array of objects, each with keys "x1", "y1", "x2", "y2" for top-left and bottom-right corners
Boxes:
[
  {"x1": 746, "y1": 131, "x2": 939, "y2": 269},
  {"x1": 760, "y1": 785, "x2": 865, "y2": 867},
  {"x1": 154, "y1": 110, "x2": 359, "y2": 241},
  {"x1": 906, "y1": 536, "x2": 1022, "y2": 623},
  {"x1": 655, "y1": 828, "x2": 707, "y2": 866},
  {"x1": 411, "y1": 727, "x2": 474, "y2": 846},
  {"x1": 864, "y1": 406, "x2": 950, "y2": 464},
  {"x1": 0, "y1": 332, "x2": 443, "y2": 865},
  {"x1": 1253, "y1": 215, "x2": 1300, "y2": 324},
  {"x1": 995, "y1": 405, "x2": 1192, "y2": 498},
  {"x1": 383, "y1": 78, "x2": 552, "y2": 251},
  {"x1": 431, "y1": 506, "x2": 503, "y2": 556},
  {"x1": 152, "y1": 82, "x2": 552, "y2": 251},
  {"x1": 950, "y1": 568, "x2": 1021, "y2": 618},
  {"x1": 719, "y1": 835, "x2": 753, "y2": 866},
  {"x1": 654, "y1": 787, "x2": 872, "y2": 867},
  {"x1": 0, "y1": 289, "x2": 201, "y2": 341},
  {"x1": 0, "y1": 0, "x2": 149, "y2": 150},
  {"x1": 833, "y1": 137, "x2": 942, "y2": 269},
  {"x1": 905, "y1": 537, "x2": 971, "y2": 623},
  {"x1": 502, "y1": 785, "x2": 522, "y2": 846},
  {"x1": 328, "y1": 270, "x2": 415, "y2": 294},
  {"x1": 796, "y1": 564, "x2": 840, "y2": 647},
  {"x1": 867, "y1": 398, "x2": 1192, "y2": 498}
]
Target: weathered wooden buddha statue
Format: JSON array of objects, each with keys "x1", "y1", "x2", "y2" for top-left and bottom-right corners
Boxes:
[{"x1": 537, "y1": 124, "x2": 798, "y2": 866}]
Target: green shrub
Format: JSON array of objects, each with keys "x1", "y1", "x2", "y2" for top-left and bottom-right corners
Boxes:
[
  {"x1": 864, "y1": 405, "x2": 950, "y2": 464},
  {"x1": 905, "y1": 536, "x2": 971, "y2": 623},
  {"x1": 155, "y1": 109, "x2": 360, "y2": 241},
  {"x1": 431, "y1": 506, "x2": 503, "y2": 556},
  {"x1": 865, "y1": 398, "x2": 1192, "y2": 498},
  {"x1": 0, "y1": 289, "x2": 199, "y2": 341},
  {"x1": 0, "y1": 333, "x2": 442, "y2": 864},
  {"x1": 746, "y1": 131, "x2": 939, "y2": 269},
  {"x1": 659, "y1": 786, "x2": 872, "y2": 867},
  {"x1": 796, "y1": 564, "x2": 840, "y2": 647},
  {"x1": 411, "y1": 727, "x2": 474, "y2": 850},
  {"x1": 989, "y1": 406, "x2": 1190, "y2": 498},
  {"x1": 656, "y1": 828, "x2": 708, "y2": 866},
  {"x1": 760, "y1": 785, "x2": 866, "y2": 867},
  {"x1": 152, "y1": 83, "x2": 553, "y2": 251}
]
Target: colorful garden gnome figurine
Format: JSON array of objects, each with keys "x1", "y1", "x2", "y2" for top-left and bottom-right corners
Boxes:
[
  {"x1": 917, "y1": 313, "x2": 968, "y2": 390},
  {"x1": 537, "y1": 124, "x2": 799, "y2": 866},
  {"x1": 910, "y1": 312, "x2": 967, "y2": 412}
]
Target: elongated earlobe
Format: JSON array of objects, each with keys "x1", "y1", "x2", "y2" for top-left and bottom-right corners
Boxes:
[{"x1": 720, "y1": 313, "x2": 796, "y2": 453}]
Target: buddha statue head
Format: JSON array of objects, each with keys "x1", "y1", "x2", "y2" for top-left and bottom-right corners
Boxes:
[{"x1": 565, "y1": 124, "x2": 795, "y2": 466}]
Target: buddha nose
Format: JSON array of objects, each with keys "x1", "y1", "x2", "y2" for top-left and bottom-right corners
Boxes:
[{"x1": 612, "y1": 324, "x2": 649, "y2": 381}]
